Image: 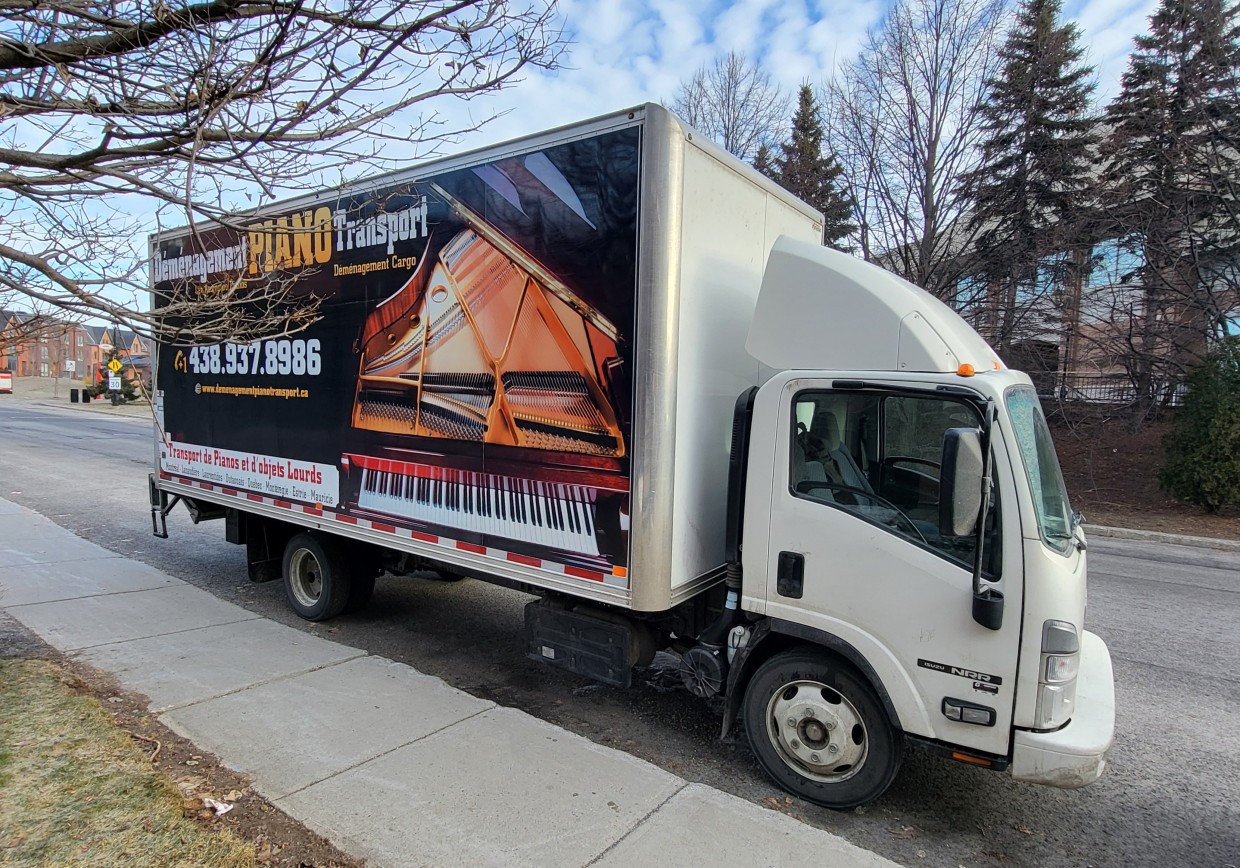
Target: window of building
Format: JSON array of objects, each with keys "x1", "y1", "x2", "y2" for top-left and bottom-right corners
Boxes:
[{"x1": 1087, "y1": 238, "x2": 1143, "y2": 289}]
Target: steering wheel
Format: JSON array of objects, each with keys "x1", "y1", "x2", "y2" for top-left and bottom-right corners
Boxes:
[{"x1": 795, "y1": 481, "x2": 929, "y2": 545}]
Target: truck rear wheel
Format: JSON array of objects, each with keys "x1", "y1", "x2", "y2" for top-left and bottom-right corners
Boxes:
[
  {"x1": 743, "y1": 649, "x2": 902, "y2": 810},
  {"x1": 283, "y1": 532, "x2": 352, "y2": 621}
]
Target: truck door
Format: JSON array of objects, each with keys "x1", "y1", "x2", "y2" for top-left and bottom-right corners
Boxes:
[{"x1": 763, "y1": 380, "x2": 1023, "y2": 756}]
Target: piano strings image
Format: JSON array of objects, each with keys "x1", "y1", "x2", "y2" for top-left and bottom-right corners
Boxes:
[{"x1": 345, "y1": 183, "x2": 631, "y2": 569}]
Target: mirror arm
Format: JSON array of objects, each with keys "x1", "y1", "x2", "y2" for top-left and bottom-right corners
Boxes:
[{"x1": 972, "y1": 400, "x2": 1003, "y2": 630}]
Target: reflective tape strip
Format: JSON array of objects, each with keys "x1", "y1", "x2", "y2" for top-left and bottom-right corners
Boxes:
[{"x1": 161, "y1": 473, "x2": 628, "y2": 589}]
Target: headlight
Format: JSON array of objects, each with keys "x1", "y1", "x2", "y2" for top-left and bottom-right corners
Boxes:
[{"x1": 1036, "y1": 620, "x2": 1080, "y2": 729}]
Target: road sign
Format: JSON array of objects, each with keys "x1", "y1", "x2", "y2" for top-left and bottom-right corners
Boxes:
[
  {"x1": 108, "y1": 375, "x2": 122, "y2": 391},
  {"x1": 107, "y1": 358, "x2": 123, "y2": 373},
  {"x1": 65, "y1": 360, "x2": 76, "y2": 373}
]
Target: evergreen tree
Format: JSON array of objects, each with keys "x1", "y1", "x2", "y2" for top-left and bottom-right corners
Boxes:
[
  {"x1": 1160, "y1": 337, "x2": 1240, "y2": 511},
  {"x1": 772, "y1": 85, "x2": 856, "y2": 250},
  {"x1": 1098, "y1": 0, "x2": 1240, "y2": 420},
  {"x1": 961, "y1": 0, "x2": 1097, "y2": 357},
  {"x1": 752, "y1": 143, "x2": 778, "y2": 181},
  {"x1": 88, "y1": 347, "x2": 139, "y2": 404}
]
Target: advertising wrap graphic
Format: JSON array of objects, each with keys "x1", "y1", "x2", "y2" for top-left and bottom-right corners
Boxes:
[
  {"x1": 156, "y1": 127, "x2": 640, "y2": 574},
  {"x1": 162, "y1": 441, "x2": 339, "y2": 506}
]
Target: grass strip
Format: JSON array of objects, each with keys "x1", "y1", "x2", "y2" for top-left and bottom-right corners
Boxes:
[{"x1": 0, "y1": 658, "x2": 254, "y2": 867}]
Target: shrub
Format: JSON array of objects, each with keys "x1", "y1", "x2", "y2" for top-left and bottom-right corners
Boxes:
[{"x1": 1160, "y1": 337, "x2": 1240, "y2": 512}]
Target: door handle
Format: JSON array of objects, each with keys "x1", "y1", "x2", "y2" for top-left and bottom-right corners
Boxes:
[{"x1": 777, "y1": 551, "x2": 804, "y2": 599}]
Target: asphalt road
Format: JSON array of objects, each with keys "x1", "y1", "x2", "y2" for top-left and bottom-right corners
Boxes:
[{"x1": 1, "y1": 399, "x2": 1237, "y2": 867}]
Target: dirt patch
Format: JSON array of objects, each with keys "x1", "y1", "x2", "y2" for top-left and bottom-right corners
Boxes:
[{"x1": 1051, "y1": 417, "x2": 1240, "y2": 540}]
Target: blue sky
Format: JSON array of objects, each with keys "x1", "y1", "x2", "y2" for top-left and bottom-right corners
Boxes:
[{"x1": 437, "y1": 0, "x2": 1161, "y2": 153}]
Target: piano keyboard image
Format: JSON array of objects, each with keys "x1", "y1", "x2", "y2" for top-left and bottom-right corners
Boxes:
[{"x1": 354, "y1": 461, "x2": 601, "y2": 556}]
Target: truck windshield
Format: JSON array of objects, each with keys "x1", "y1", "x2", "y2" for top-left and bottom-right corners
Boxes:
[{"x1": 1005, "y1": 386, "x2": 1074, "y2": 551}]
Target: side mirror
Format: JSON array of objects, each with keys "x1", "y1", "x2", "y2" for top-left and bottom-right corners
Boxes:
[{"x1": 939, "y1": 428, "x2": 983, "y2": 537}]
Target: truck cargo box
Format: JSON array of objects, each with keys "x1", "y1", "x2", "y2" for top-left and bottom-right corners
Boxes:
[{"x1": 152, "y1": 104, "x2": 822, "y2": 612}]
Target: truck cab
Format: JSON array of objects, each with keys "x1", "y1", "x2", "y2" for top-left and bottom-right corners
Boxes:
[{"x1": 703, "y1": 237, "x2": 1115, "y2": 809}]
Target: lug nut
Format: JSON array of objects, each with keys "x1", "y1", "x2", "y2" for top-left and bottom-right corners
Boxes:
[
  {"x1": 790, "y1": 739, "x2": 800, "y2": 749},
  {"x1": 828, "y1": 744, "x2": 838, "y2": 754},
  {"x1": 788, "y1": 717, "x2": 797, "y2": 727},
  {"x1": 811, "y1": 753, "x2": 820, "y2": 762}
]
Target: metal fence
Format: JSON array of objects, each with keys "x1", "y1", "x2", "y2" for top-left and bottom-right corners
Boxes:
[{"x1": 1038, "y1": 372, "x2": 1187, "y2": 409}]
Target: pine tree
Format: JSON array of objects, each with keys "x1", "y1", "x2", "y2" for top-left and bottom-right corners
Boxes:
[
  {"x1": 961, "y1": 0, "x2": 1097, "y2": 358},
  {"x1": 1098, "y1": 0, "x2": 1240, "y2": 419},
  {"x1": 89, "y1": 347, "x2": 138, "y2": 404},
  {"x1": 772, "y1": 85, "x2": 856, "y2": 250},
  {"x1": 752, "y1": 143, "x2": 777, "y2": 181}
]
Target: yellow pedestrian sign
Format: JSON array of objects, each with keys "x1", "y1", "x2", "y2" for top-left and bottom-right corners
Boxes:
[{"x1": 107, "y1": 358, "x2": 123, "y2": 373}]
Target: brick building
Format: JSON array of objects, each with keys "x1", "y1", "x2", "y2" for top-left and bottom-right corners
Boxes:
[{"x1": 0, "y1": 311, "x2": 152, "y2": 384}]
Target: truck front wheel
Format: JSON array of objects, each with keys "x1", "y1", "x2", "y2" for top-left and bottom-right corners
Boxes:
[
  {"x1": 743, "y1": 649, "x2": 902, "y2": 810},
  {"x1": 283, "y1": 532, "x2": 352, "y2": 621}
]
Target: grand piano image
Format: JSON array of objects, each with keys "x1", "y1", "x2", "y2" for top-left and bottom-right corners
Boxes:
[{"x1": 343, "y1": 184, "x2": 630, "y2": 568}]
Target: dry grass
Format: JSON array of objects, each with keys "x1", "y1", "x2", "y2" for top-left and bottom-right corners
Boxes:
[{"x1": 0, "y1": 659, "x2": 255, "y2": 867}]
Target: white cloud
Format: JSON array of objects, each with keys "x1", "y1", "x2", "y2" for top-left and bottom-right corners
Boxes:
[
  {"x1": 1069, "y1": 0, "x2": 1158, "y2": 101},
  {"x1": 167, "y1": 1, "x2": 1177, "y2": 212}
]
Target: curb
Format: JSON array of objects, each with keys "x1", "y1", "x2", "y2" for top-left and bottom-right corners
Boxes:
[
  {"x1": 1086, "y1": 524, "x2": 1240, "y2": 552},
  {"x1": 28, "y1": 398, "x2": 152, "y2": 420}
]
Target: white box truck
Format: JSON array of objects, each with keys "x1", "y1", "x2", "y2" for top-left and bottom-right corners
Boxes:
[{"x1": 149, "y1": 104, "x2": 1114, "y2": 809}]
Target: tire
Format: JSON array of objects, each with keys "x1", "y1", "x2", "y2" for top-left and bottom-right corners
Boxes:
[
  {"x1": 282, "y1": 532, "x2": 352, "y2": 621},
  {"x1": 743, "y1": 649, "x2": 902, "y2": 810}
]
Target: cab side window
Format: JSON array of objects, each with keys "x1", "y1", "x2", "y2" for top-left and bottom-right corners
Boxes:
[{"x1": 790, "y1": 390, "x2": 999, "y2": 574}]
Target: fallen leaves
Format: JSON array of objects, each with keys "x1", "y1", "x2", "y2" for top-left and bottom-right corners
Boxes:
[{"x1": 762, "y1": 795, "x2": 797, "y2": 815}]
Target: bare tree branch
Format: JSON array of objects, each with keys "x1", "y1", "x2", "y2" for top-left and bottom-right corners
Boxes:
[
  {"x1": 669, "y1": 50, "x2": 789, "y2": 161},
  {"x1": 1, "y1": 0, "x2": 567, "y2": 343},
  {"x1": 825, "y1": 0, "x2": 1005, "y2": 298}
]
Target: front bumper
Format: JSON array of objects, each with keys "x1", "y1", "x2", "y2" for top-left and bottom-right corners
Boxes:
[{"x1": 1011, "y1": 630, "x2": 1115, "y2": 788}]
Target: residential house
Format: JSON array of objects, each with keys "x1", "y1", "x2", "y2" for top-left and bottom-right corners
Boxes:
[{"x1": 0, "y1": 314, "x2": 153, "y2": 384}]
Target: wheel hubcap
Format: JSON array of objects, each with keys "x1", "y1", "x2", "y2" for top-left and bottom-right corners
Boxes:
[
  {"x1": 766, "y1": 680, "x2": 868, "y2": 783},
  {"x1": 289, "y1": 549, "x2": 323, "y2": 608}
]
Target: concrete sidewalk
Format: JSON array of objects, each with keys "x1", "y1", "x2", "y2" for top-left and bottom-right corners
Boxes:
[{"x1": 0, "y1": 497, "x2": 896, "y2": 868}]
